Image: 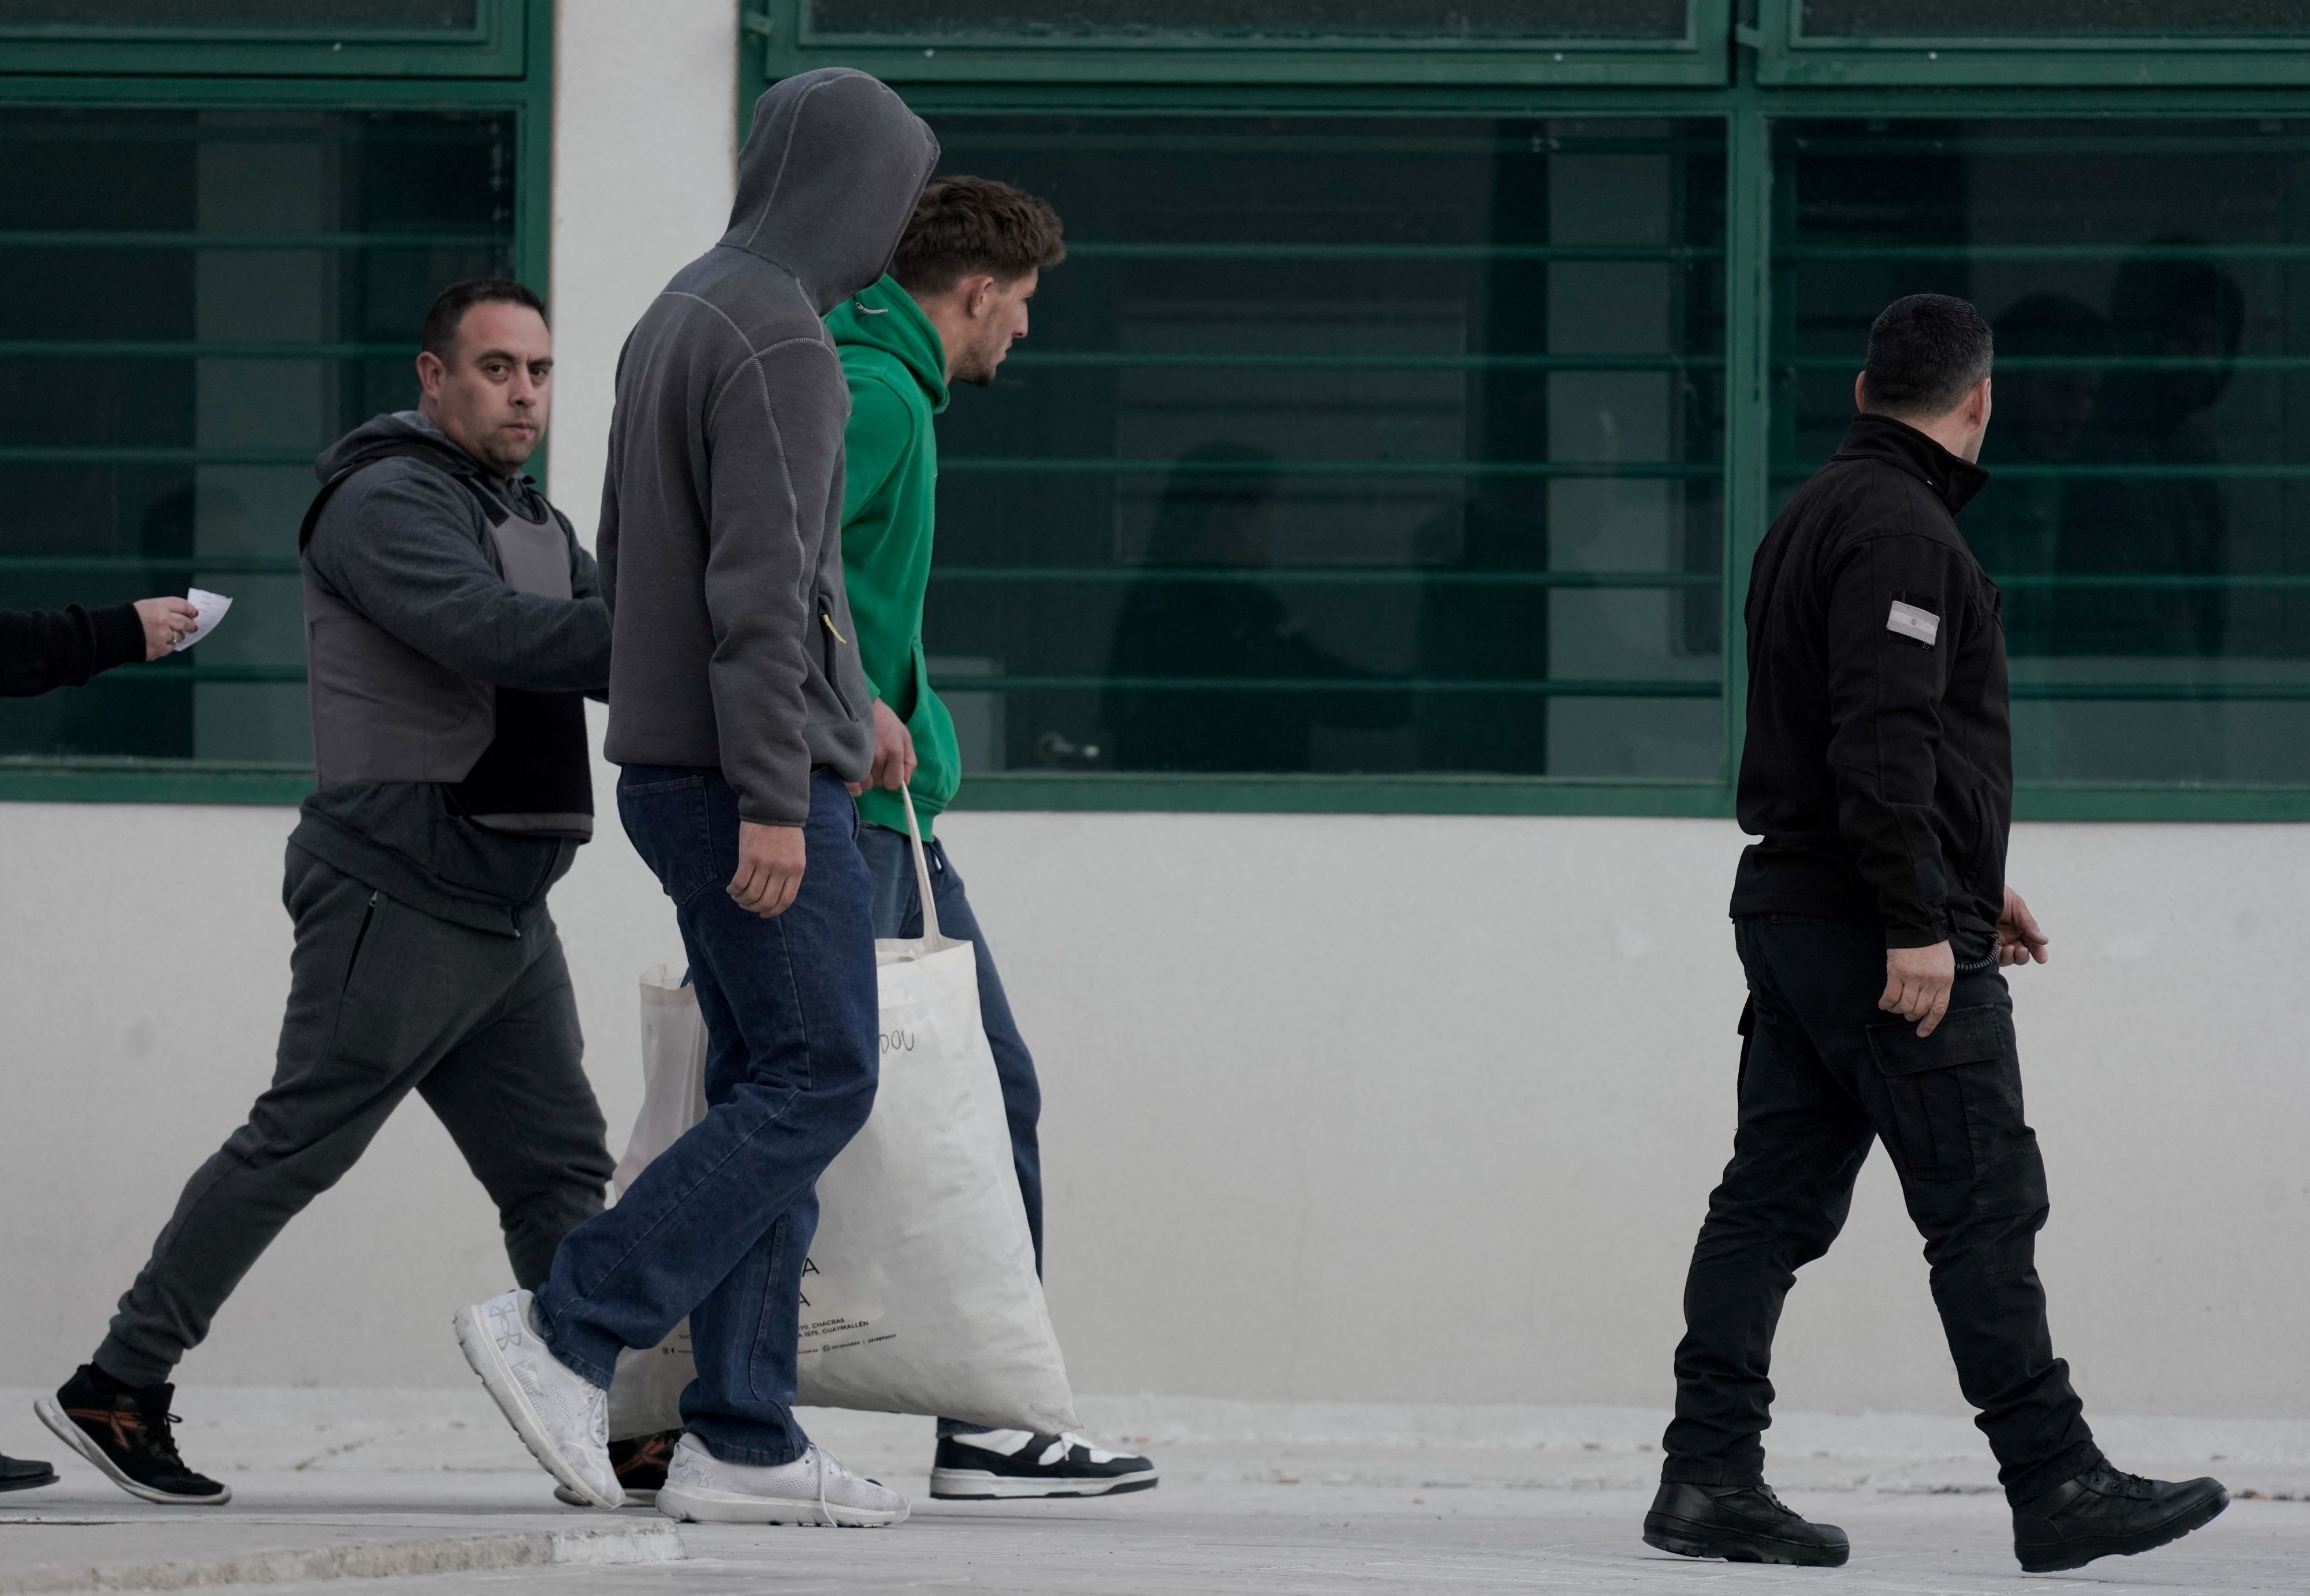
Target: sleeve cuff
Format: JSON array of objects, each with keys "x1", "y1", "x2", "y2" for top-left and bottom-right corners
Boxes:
[{"x1": 87, "y1": 602, "x2": 148, "y2": 676}]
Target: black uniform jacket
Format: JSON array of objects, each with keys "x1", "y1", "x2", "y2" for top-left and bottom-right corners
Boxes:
[
  {"x1": 0, "y1": 602, "x2": 145, "y2": 699},
  {"x1": 1731, "y1": 412, "x2": 2011, "y2": 950}
]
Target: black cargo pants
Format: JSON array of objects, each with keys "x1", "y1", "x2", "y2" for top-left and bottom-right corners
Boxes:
[
  {"x1": 1661, "y1": 915, "x2": 2102, "y2": 1505},
  {"x1": 95, "y1": 845, "x2": 614, "y2": 1386}
]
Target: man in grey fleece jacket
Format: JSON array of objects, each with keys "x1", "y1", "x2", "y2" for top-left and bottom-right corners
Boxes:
[
  {"x1": 43, "y1": 281, "x2": 615, "y2": 1509},
  {"x1": 453, "y1": 70, "x2": 940, "y2": 1526}
]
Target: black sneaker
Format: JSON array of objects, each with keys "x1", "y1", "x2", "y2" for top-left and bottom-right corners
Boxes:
[
  {"x1": 2013, "y1": 1463, "x2": 2227, "y2": 1572},
  {"x1": 1643, "y1": 1481, "x2": 1850, "y2": 1567},
  {"x1": 0, "y1": 1453, "x2": 57, "y2": 1493},
  {"x1": 35, "y1": 1367, "x2": 230, "y2": 1506},
  {"x1": 929, "y1": 1429, "x2": 1157, "y2": 1500},
  {"x1": 554, "y1": 1429, "x2": 681, "y2": 1509}
]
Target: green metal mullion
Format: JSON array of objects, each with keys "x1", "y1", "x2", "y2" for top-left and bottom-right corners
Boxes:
[
  {"x1": 2009, "y1": 683, "x2": 2310, "y2": 702},
  {"x1": 0, "y1": 231, "x2": 506, "y2": 251},
  {"x1": 0, "y1": 341, "x2": 413, "y2": 360},
  {"x1": 1065, "y1": 241, "x2": 1722, "y2": 261},
  {"x1": 897, "y1": 81, "x2": 2310, "y2": 118},
  {"x1": 0, "y1": 555, "x2": 299, "y2": 575},
  {"x1": 0, "y1": 446, "x2": 313, "y2": 465},
  {"x1": 1721, "y1": 91, "x2": 1773, "y2": 791},
  {"x1": 506, "y1": 0, "x2": 554, "y2": 490},
  {"x1": 1794, "y1": 243, "x2": 2310, "y2": 262},
  {"x1": 0, "y1": 73, "x2": 536, "y2": 109},
  {"x1": 1787, "y1": 355, "x2": 2310, "y2": 372},
  {"x1": 932, "y1": 675, "x2": 1719, "y2": 697},
  {"x1": 0, "y1": 762, "x2": 313, "y2": 807},
  {"x1": 930, "y1": 567, "x2": 1716, "y2": 588},
  {"x1": 1006, "y1": 352, "x2": 1720, "y2": 371},
  {"x1": 942, "y1": 458, "x2": 1720, "y2": 479},
  {"x1": 1771, "y1": 463, "x2": 2310, "y2": 482},
  {"x1": 945, "y1": 772, "x2": 1735, "y2": 819},
  {"x1": 105, "y1": 665, "x2": 305, "y2": 684},
  {"x1": 1996, "y1": 575, "x2": 2310, "y2": 590}
]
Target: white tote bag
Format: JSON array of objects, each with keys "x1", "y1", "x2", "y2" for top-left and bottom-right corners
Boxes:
[{"x1": 603, "y1": 792, "x2": 1079, "y2": 1440}]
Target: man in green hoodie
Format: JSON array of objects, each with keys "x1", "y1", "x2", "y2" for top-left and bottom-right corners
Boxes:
[{"x1": 830, "y1": 176, "x2": 1157, "y2": 1500}]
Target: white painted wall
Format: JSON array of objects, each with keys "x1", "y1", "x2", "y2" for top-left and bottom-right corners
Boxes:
[
  {"x1": 2, "y1": 0, "x2": 2300, "y2": 1434},
  {"x1": 546, "y1": 0, "x2": 738, "y2": 549},
  {"x1": 3, "y1": 799, "x2": 2305, "y2": 1424}
]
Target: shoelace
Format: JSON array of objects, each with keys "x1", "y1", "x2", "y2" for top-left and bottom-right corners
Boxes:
[{"x1": 141, "y1": 1406, "x2": 191, "y2": 1468}]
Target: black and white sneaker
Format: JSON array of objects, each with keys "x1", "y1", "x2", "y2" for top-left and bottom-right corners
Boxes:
[
  {"x1": 929, "y1": 1429, "x2": 1157, "y2": 1500},
  {"x1": 36, "y1": 1366, "x2": 229, "y2": 1505}
]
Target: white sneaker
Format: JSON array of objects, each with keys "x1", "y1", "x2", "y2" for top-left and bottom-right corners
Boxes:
[
  {"x1": 452, "y1": 1289, "x2": 622, "y2": 1510},
  {"x1": 655, "y1": 1433, "x2": 909, "y2": 1527}
]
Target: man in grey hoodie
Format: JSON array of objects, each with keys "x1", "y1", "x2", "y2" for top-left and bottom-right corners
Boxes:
[
  {"x1": 40, "y1": 280, "x2": 615, "y2": 1508},
  {"x1": 453, "y1": 70, "x2": 937, "y2": 1528}
]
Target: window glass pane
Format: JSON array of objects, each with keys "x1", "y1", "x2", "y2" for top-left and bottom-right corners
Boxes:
[
  {"x1": 1801, "y1": 1, "x2": 2310, "y2": 38},
  {"x1": 922, "y1": 115, "x2": 1726, "y2": 780},
  {"x1": 0, "y1": 107, "x2": 516, "y2": 765},
  {"x1": 0, "y1": 2, "x2": 479, "y2": 29},
  {"x1": 1775, "y1": 119, "x2": 2310, "y2": 785},
  {"x1": 813, "y1": 1, "x2": 1688, "y2": 40}
]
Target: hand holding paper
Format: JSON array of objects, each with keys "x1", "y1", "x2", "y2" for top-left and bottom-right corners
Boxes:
[{"x1": 172, "y1": 588, "x2": 233, "y2": 653}]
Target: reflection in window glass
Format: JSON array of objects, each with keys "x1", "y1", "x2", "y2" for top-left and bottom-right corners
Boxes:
[
  {"x1": 1801, "y1": 1, "x2": 2310, "y2": 36},
  {"x1": 811, "y1": 1, "x2": 1688, "y2": 40},
  {"x1": 922, "y1": 116, "x2": 1726, "y2": 780},
  {"x1": 1775, "y1": 120, "x2": 2310, "y2": 785},
  {"x1": 0, "y1": 107, "x2": 515, "y2": 765}
]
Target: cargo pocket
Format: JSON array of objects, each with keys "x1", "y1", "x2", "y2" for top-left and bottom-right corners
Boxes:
[{"x1": 1865, "y1": 1003, "x2": 2018, "y2": 1180}]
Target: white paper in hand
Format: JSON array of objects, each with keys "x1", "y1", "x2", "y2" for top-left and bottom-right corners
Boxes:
[{"x1": 172, "y1": 588, "x2": 233, "y2": 652}]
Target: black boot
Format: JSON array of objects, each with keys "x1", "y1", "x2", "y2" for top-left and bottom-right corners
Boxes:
[
  {"x1": 1644, "y1": 1481, "x2": 1850, "y2": 1567},
  {"x1": 0, "y1": 1453, "x2": 57, "y2": 1492},
  {"x1": 34, "y1": 1366, "x2": 230, "y2": 1506},
  {"x1": 2012, "y1": 1463, "x2": 2226, "y2": 1572}
]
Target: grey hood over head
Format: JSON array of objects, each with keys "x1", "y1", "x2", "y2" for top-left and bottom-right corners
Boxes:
[
  {"x1": 723, "y1": 68, "x2": 937, "y2": 314},
  {"x1": 599, "y1": 69, "x2": 938, "y2": 825}
]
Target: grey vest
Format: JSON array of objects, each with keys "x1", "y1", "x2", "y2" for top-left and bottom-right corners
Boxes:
[{"x1": 302, "y1": 471, "x2": 593, "y2": 838}]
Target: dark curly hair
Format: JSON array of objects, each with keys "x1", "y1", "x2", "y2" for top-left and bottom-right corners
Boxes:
[{"x1": 892, "y1": 176, "x2": 1065, "y2": 297}]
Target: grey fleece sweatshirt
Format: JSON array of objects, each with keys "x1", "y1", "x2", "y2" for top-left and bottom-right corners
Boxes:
[
  {"x1": 598, "y1": 68, "x2": 938, "y2": 826},
  {"x1": 293, "y1": 412, "x2": 611, "y2": 935}
]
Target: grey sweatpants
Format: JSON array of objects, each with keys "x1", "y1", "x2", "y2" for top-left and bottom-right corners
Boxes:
[{"x1": 95, "y1": 845, "x2": 613, "y2": 1387}]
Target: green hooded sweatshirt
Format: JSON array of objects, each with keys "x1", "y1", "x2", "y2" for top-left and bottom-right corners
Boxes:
[{"x1": 828, "y1": 274, "x2": 959, "y2": 837}]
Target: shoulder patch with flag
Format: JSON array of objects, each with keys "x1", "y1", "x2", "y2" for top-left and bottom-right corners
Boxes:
[{"x1": 1886, "y1": 599, "x2": 1940, "y2": 646}]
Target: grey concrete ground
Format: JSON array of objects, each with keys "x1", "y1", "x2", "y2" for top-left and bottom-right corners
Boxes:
[{"x1": 1, "y1": 1391, "x2": 2303, "y2": 1594}]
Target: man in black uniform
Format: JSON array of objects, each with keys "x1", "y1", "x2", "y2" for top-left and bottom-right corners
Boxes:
[{"x1": 1642, "y1": 295, "x2": 2227, "y2": 1575}]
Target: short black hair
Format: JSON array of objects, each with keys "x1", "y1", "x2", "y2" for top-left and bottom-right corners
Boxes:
[
  {"x1": 892, "y1": 176, "x2": 1065, "y2": 298},
  {"x1": 1863, "y1": 293, "x2": 1994, "y2": 419},
  {"x1": 420, "y1": 278, "x2": 547, "y2": 363}
]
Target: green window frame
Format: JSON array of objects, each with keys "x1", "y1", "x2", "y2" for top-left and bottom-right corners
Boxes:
[
  {"x1": 746, "y1": 8, "x2": 2310, "y2": 823},
  {"x1": 0, "y1": 0, "x2": 529, "y2": 79},
  {"x1": 0, "y1": 0, "x2": 552, "y2": 807},
  {"x1": 1756, "y1": 0, "x2": 2310, "y2": 88},
  {"x1": 746, "y1": 0, "x2": 1734, "y2": 88}
]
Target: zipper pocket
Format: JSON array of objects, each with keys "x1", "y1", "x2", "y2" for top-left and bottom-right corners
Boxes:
[{"x1": 341, "y1": 890, "x2": 381, "y2": 992}]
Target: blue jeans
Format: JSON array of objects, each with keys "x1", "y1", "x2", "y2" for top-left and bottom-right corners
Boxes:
[
  {"x1": 855, "y1": 822, "x2": 1045, "y2": 1440},
  {"x1": 535, "y1": 766, "x2": 878, "y2": 1466}
]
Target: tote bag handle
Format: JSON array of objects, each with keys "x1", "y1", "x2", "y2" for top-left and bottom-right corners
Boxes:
[{"x1": 899, "y1": 785, "x2": 943, "y2": 945}]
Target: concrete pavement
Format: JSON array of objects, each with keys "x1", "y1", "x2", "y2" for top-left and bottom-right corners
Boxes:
[{"x1": 1, "y1": 1390, "x2": 2301, "y2": 1594}]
